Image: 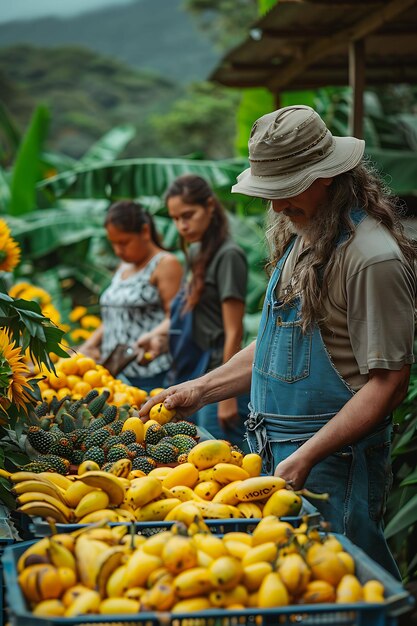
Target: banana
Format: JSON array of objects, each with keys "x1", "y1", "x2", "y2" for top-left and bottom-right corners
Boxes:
[
  {"x1": 77, "y1": 471, "x2": 125, "y2": 506},
  {"x1": 10, "y1": 471, "x2": 51, "y2": 483},
  {"x1": 210, "y1": 584, "x2": 248, "y2": 607},
  {"x1": 162, "y1": 463, "x2": 199, "y2": 489},
  {"x1": 75, "y1": 535, "x2": 112, "y2": 589},
  {"x1": 17, "y1": 538, "x2": 51, "y2": 572},
  {"x1": 174, "y1": 567, "x2": 213, "y2": 598},
  {"x1": 123, "y1": 550, "x2": 162, "y2": 588},
  {"x1": 236, "y1": 502, "x2": 263, "y2": 518},
  {"x1": 35, "y1": 472, "x2": 72, "y2": 489},
  {"x1": 19, "y1": 564, "x2": 64, "y2": 603},
  {"x1": 241, "y1": 453, "x2": 263, "y2": 477},
  {"x1": 212, "y1": 481, "x2": 243, "y2": 505},
  {"x1": 12, "y1": 479, "x2": 68, "y2": 503},
  {"x1": 196, "y1": 468, "x2": 215, "y2": 483},
  {"x1": 125, "y1": 476, "x2": 162, "y2": 508},
  {"x1": 252, "y1": 518, "x2": 294, "y2": 547},
  {"x1": 106, "y1": 564, "x2": 128, "y2": 597},
  {"x1": 33, "y1": 599, "x2": 65, "y2": 616},
  {"x1": 226, "y1": 505, "x2": 245, "y2": 518},
  {"x1": 242, "y1": 542, "x2": 278, "y2": 567},
  {"x1": 235, "y1": 476, "x2": 286, "y2": 502},
  {"x1": 170, "y1": 485, "x2": 203, "y2": 503},
  {"x1": 171, "y1": 597, "x2": 211, "y2": 613},
  {"x1": 75, "y1": 489, "x2": 110, "y2": 519},
  {"x1": 47, "y1": 537, "x2": 77, "y2": 571},
  {"x1": 223, "y1": 532, "x2": 253, "y2": 546},
  {"x1": 108, "y1": 458, "x2": 132, "y2": 478},
  {"x1": 164, "y1": 501, "x2": 204, "y2": 524},
  {"x1": 140, "y1": 581, "x2": 176, "y2": 611},
  {"x1": 16, "y1": 492, "x2": 75, "y2": 521},
  {"x1": 188, "y1": 440, "x2": 232, "y2": 470},
  {"x1": 211, "y1": 464, "x2": 250, "y2": 485},
  {"x1": 96, "y1": 547, "x2": 126, "y2": 597},
  {"x1": 99, "y1": 597, "x2": 140, "y2": 614},
  {"x1": 242, "y1": 562, "x2": 273, "y2": 592},
  {"x1": 194, "y1": 500, "x2": 235, "y2": 519},
  {"x1": 135, "y1": 498, "x2": 181, "y2": 521},
  {"x1": 64, "y1": 590, "x2": 101, "y2": 616},
  {"x1": 276, "y1": 553, "x2": 311, "y2": 595},
  {"x1": 224, "y1": 540, "x2": 251, "y2": 560},
  {"x1": 193, "y1": 534, "x2": 227, "y2": 559},
  {"x1": 64, "y1": 480, "x2": 96, "y2": 508},
  {"x1": 62, "y1": 584, "x2": 91, "y2": 608},
  {"x1": 17, "y1": 501, "x2": 72, "y2": 524},
  {"x1": 258, "y1": 572, "x2": 289, "y2": 607},
  {"x1": 77, "y1": 509, "x2": 120, "y2": 524},
  {"x1": 193, "y1": 480, "x2": 222, "y2": 500},
  {"x1": 148, "y1": 467, "x2": 173, "y2": 480},
  {"x1": 0, "y1": 468, "x2": 11, "y2": 479},
  {"x1": 114, "y1": 507, "x2": 136, "y2": 522}
]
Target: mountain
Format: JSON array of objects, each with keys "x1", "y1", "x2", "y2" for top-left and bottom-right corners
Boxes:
[{"x1": 0, "y1": 0, "x2": 220, "y2": 85}]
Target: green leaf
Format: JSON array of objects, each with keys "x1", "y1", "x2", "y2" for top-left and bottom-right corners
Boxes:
[
  {"x1": 80, "y1": 125, "x2": 136, "y2": 165},
  {"x1": 385, "y1": 493, "x2": 417, "y2": 538},
  {"x1": 9, "y1": 104, "x2": 50, "y2": 216},
  {"x1": 400, "y1": 470, "x2": 417, "y2": 487},
  {"x1": 0, "y1": 480, "x2": 15, "y2": 509}
]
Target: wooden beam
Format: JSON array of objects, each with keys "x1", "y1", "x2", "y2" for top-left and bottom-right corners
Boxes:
[
  {"x1": 349, "y1": 39, "x2": 365, "y2": 138},
  {"x1": 267, "y1": 0, "x2": 417, "y2": 91}
]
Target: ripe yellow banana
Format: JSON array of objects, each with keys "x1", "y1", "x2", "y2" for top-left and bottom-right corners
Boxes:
[
  {"x1": 123, "y1": 550, "x2": 162, "y2": 588},
  {"x1": 235, "y1": 476, "x2": 286, "y2": 502},
  {"x1": 211, "y1": 463, "x2": 250, "y2": 485},
  {"x1": 96, "y1": 547, "x2": 126, "y2": 598},
  {"x1": 170, "y1": 485, "x2": 203, "y2": 503},
  {"x1": 12, "y1": 479, "x2": 67, "y2": 503},
  {"x1": 173, "y1": 567, "x2": 213, "y2": 598},
  {"x1": 236, "y1": 502, "x2": 263, "y2": 518},
  {"x1": 125, "y1": 476, "x2": 162, "y2": 508},
  {"x1": 74, "y1": 489, "x2": 110, "y2": 519},
  {"x1": 77, "y1": 509, "x2": 120, "y2": 524},
  {"x1": 108, "y1": 458, "x2": 132, "y2": 478},
  {"x1": 212, "y1": 481, "x2": 243, "y2": 505},
  {"x1": 75, "y1": 535, "x2": 112, "y2": 589},
  {"x1": 64, "y1": 480, "x2": 96, "y2": 508},
  {"x1": 194, "y1": 500, "x2": 235, "y2": 519},
  {"x1": 99, "y1": 597, "x2": 140, "y2": 614},
  {"x1": 77, "y1": 471, "x2": 125, "y2": 506},
  {"x1": 135, "y1": 498, "x2": 181, "y2": 521},
  {"x1": 16, "y1": 492, "x2": 75, "y2": 521},
  {"x1": 64, "y1": 590, "x2": 101, "y2": 617},
  {"x1": 17, "y1": 538, "x2": 51, "y2": 573},
  {"x1": 17, "y1": 501, "x2": 73, "y2": 524},
  {"x1": 162, "y1": 463, "x2": 199, "y2": 489},
  {"x1": 47, "y1": 537, "x2": 77, "y2": 572},
  {"x1": 38, "y1": 472, "x2": 73, "y2": 490},
  {"x1": 164, "y1": 501, "x2": 204, "y2": 524}
]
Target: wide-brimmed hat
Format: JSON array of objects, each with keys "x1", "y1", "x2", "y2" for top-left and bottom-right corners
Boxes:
[{"x1": 232, "y1": 105, "x2": 365, "y2": 199}]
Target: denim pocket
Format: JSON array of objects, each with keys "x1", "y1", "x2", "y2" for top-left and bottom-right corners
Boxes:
[
  {"x1": 267, "y1": 316, "x2": 312, "y2": 383},
  {"x1": 365, "y1": 440, "x2": 392, "y2": 522}
]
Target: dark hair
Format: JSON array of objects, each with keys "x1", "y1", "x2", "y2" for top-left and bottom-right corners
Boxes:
[
  {"x1": 104, "y1": 200, "x2": 162, "y2": 247},
  {"x1": 165, "y1": 175, "x2": 229, "y2": 310}
]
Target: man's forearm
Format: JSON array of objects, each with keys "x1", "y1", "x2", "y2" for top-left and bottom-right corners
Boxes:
[{"x1": 200, "y1": 341, "x2": 255, "y2": 405}]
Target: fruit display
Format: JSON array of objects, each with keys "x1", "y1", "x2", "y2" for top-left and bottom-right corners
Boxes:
[
  {"x1": 23, "y1": 393, "x2": 199, "y2": 473},
  {"x1": 13, "y1": 518, "x2": 387, "y2": 617},
  {"x1": 35, "y1": 353, "x2": 148, "y2": 407},
  {"x1": 5, "y1": 443, "x2": 306, "y2": 524}
]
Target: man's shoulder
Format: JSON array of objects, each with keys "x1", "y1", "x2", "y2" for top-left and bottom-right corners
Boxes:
[{"x1": 345, "y1": 215, "x2": 404, "y2": 265}]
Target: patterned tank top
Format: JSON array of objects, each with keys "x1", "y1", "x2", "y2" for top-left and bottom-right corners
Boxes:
[{"x1": 100, "y1": 252, "x2": 171, "y2": 378}]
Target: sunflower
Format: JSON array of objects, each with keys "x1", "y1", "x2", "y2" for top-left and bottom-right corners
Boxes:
[
  {"x1": 69, "y1": 306, "x2": 87, "y2": 322},
  {"x1": 0, "y1": 221, "x2": 21, "y2": 273},
  {"x1": 0, "y1": 329, "x2": 33, "y2": 414},
  {"x1": 80, "y1": 314, "x2": 101, "y2": 330}
]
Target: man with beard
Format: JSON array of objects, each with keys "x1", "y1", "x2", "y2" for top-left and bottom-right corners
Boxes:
[{"x1": 141, "y1": 106, "x2": 417, "y2": 577}]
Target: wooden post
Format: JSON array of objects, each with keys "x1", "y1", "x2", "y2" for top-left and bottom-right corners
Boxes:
[
  {"x1": 349, "y1": 38, "x2": 365, "y2": 138},
  {"x1": 274, "y1": 92, "x2": 281, "y2": 109}
]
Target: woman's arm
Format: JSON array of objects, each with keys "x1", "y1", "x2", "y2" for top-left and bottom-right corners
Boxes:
[
  {"x1": 274, "y1": 365, "x2": 411, "y2": 488},
  {"x1": 78, "y1": 325, "x2": 104, "y2": 361},
  {"x1": 217, "y1": 298, "x2": 245, "y2": 427}
]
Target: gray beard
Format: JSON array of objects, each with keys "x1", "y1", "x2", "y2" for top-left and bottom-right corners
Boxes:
[{"x1": 284, "y1": 203, "x2": 333, "y2": 244}]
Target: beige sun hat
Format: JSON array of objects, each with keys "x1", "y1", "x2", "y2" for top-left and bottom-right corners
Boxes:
[{"x1": 232, "y1": 105, "x2": 365, "y2": 200}]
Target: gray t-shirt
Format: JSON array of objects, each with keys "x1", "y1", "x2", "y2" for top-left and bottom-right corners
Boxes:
[
  {"x1": 190, "y1": 239, "x2": 247, "y2": 369},
  {"x1": 277, "y1": 215, "x2": 416, "y2": 391}
]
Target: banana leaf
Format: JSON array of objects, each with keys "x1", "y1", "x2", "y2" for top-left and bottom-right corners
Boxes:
[
  {"x1": 37, "y1": 158, "x2": 247, "y2": 201},
  {"x1": 9, "y1": 105, "x2": 50, "y2": 216},
  {"x1": 0, "y1": 167, "x2": 11, "y2": 213},
  {"x1": 80, "y1": 124, "x2": 136, "y2": 165}
]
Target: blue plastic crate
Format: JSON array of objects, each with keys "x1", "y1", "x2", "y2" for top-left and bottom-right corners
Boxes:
[
  {"x1": 28, "y1": 496, "x2": 320, "y2": 537},
  {"x1": 0, "y1": 518, "x2": 17, "y2": 626},
  {"x1": 2, "y1": 533, "x2": 413, "y2": 626}
]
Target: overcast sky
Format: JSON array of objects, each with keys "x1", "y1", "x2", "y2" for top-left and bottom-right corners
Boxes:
[{"x1": 0, "y1": 0, "x2": 136, "y2": 23}]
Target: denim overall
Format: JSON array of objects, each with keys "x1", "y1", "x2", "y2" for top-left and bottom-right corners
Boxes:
[{"x1": 246, "y1": 210, "x2": 400, "y2": 578}]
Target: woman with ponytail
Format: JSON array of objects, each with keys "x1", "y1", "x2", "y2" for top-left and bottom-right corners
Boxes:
[{"x1": 138, "y1": 175, "x2": 249, "y2": 447}]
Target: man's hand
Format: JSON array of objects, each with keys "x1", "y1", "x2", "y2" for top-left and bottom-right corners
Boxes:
[
  {"x1": 78, "y1": 344, "x2": 101, "y2": 362},
  {"x1": 139, "y1": 380, "x2": 205, "y2": 422},
  {"x1": 136, "y1": 331, "x2": 168, "y2": 362},
  {"x1": 274, "y1": 449, "x2": 312, "y2": 491}
]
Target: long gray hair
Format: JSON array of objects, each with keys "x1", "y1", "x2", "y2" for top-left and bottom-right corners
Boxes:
[{"x1": 265, "y1": 160, "x2": 417, "y2": 332}]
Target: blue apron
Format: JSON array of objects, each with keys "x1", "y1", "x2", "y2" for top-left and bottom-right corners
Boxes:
[
  {"x1": 167, "y1": 288, "x2": 211, "y2": 385},
  {"x1": 246, "y1": 209, "x2": 400, "y2": 578}
]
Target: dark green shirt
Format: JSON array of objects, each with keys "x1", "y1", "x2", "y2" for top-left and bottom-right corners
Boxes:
[{"x1": 190, "y1": 238, "x2": 248, "y2": 369}]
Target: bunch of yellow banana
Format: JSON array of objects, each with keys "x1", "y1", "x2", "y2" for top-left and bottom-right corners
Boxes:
[
  {"x1": 16, "y1": 517, "x2": 386, "y2": 617},
  {"x1": 9, "y1": 461, "x2": 132, "y2": 525}
]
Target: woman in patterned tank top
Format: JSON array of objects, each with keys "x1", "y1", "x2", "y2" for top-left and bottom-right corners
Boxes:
[{"x1": 79, "y1": 200, "x2": 182, "y2": 392}]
